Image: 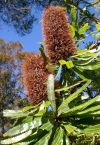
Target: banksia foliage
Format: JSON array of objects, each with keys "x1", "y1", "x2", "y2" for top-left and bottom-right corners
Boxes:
[
  {"x1": 22, "y1": 53, "x2": 50, "y2": 104},
  {"x1": 42, "y1": 6, "x2": 76, "y2": 64}
]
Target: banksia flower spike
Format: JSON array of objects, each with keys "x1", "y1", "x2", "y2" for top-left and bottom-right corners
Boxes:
[
  {"x1": 42, "y1": 6, "x2": 76, "y2": 64},
  {"x1": 22, "y1": 53, "x2": 51, "y2": 104}
]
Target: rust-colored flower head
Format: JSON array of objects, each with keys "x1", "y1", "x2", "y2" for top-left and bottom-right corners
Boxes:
[
  {"x1": 22, "y1": 53, "x2": 51, "y2": 104},
  {"x1": 42, "y1": 6, "x2": 76, "y2": 64}
]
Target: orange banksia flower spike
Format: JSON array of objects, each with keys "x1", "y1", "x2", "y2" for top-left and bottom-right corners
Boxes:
[
  {"x1": 22, "y1": 53, "x2": 51, "y2": 104},
  {"x1": 42, "y1": 6, "x2": 76, "y2": 64}
]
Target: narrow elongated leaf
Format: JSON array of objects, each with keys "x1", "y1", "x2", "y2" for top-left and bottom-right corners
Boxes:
[
  {"x1": 71, "y1": 6, "x2": 76, "y2": 27},
  {"x1": 39, "y1": 101, "x2": 50, "y2": 111},
  {"x1": 76, "y1": 55, "x2": 94, "y2": 60},
  {"x1": 55, "y1": 80, "x2": 85, "y2": 92},
  {"x1": 47, "y1": 74, "x2": 56, "y2": 113},
  {"x1": 82, "y1": 124, "x2": 100, "y2": 133},
  {"x1": 69, "y1": 25, "x2": 75, "y2": 38},
  {"x1": 77, "y1": 62, "x2": 100, "y2": 70},
  {"x1": 96, "y1": 24, "x2": 100, "y2": 31},
  {"x1": 1, "y1": 130, "x2": 32, "y2": 144},
  {"x1": 75, "y1": 111, "x2": 100, "y2": 118},
  {"x1": 78, "y1": 23, "x2": 90, "y2": 34},
  {"x1": 22, "y1": 105, "x2": 39, "y2": 112},
  {"x1": 40, "y1": 121, "x2": 53, "y2": 131},
  {"x1": 77, "y1": 105, "x2": 100, "y2": 115},
  {"x1": 74, "y1": 52, "x2": 100, "y2": 66},
  {"x1": 34, "y1": 130, "x2": 52, "y2": 145},
  {"x1": 14, "y1": 142, "x2": 31, "y2": 145},
  {"x1": 58, "y1": 80, "x2": 91, "y2": 115},
  {"x1": 52, "y1": 127, "x2": 63, "y2": 145},
  {"x1": 34, "y1": 110, "x2": 46, "y2": 116},
  {"x1": 76, "y1": 49, "x2": 88, "y2": 55},
  {"x1": 55, "y1": 65, "x2": 62, "y2": 80},
  {"x1": 22, "y1": 116, "x2": 33, "y2": 123},
  {"x1": 73, "y1": 52, "x2": 100, "y2": 66},
  {"x1": 3, "y1": 117, "x2": 42, "y2": 137},
  {"x1": 73, "y1": 67, "x2": 90, "y2": 80},
  {"x1": 63, "y1": 124, "x2": 76, "y2": 135},
  {"x1": 63, "y1": 95, "x2": 100, "y2": 116},
  {"x1": 3, "y1": 110, "x2": 27, "y2": 118},
  {"x1": 64, "y1": 135, "x2": 70, "y2": 145}
]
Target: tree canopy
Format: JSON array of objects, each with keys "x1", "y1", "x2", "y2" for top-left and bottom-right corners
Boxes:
[
  {"x1": 0, "y1": 0, "x2": 100, "y2": 35},
  {"x1": 0, "y1": 39, "x2": 29, "y2": 138}
]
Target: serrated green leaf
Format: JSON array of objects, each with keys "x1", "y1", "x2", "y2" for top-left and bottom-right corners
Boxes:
[
  {"x1": 58, "y1": 80, "x2": 91, "y2": 115},
  {"x1": 77, "y1": 62, "x2": 100, "y2": 70},
  {"x1": 1, "y1": 130, "x2": 32, "y2": 144},
  {"x1": 64, "y1": 135, "x2": 70, "y2": 145},
  {"x1": 77, "y1": 104, "x2": 100, "y2": 115},
  {"x1": 71, "y1": 6, "x2": 76, "y2": 27},
  {"x1": 22, "y1": 105, "x2": 39, "y2": 112},
  {"x1": 40, "y1": 121, "x2": 53, "y2": 131},
  {"x1": 96, "y1": 24, "x2": 100, "y2": 31},
  {"x1": 78, "y1": 23, "x2": 90, "y2": 34},
  {"x1": 52, "y1": 127, "x2": 63, "y2": 145},
  {"x1": 22, "y1": 116, "x2": 33, "y2": 123},
  {"x1": 63, "y1": 95, "x2": 100, "y2": 116},
  {"x1": 82, "y1": 124, "x2": 100, "y2": 133},
  {"x1": 63, "y1": 124, "x2": 76, "y2": 135},
  {"x1": 34, "y1": 110, "x2": 46, "y2": 116},
  {"x1": 76, "y1": 49, "x2": 88, "y2": 55},
  {"x1": 73, "y1": 67, "x2": 89, "y2": 80},
  {"x1": 3, "y1": 117, "x2": 42, "y2": 137},
  {"x1": 47, "y1": 74, "x2": 56, "y2": 113},
  {"x1": 34, "y1": 130, "x2": 52, "y2": 145},
  {"x1": 39, "y1": 101, "x2": 50, "y2": 111},
  {"x1": 3, "y1": 110, "x2": 27, "y2": 118},
  {"x1": 14, "y1": 142, "x2": 30, "y2": 145},
  {"x1": 55, "y1": 80, "x2": 85, "y2": 92},
  {"x1": 69, "y1": 25, "x2": 75, "y2": 38},
  {"x1": 73, "y1": 52, "x2": 100, "y2": 66}
]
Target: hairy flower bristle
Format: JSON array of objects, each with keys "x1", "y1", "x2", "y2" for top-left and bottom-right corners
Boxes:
[
  {"x1": 42, "y1": 6, "x2": 76, "y2": 64},
  {"x1": 22, "y1": 53, "x2": 51, "y2": 104}
]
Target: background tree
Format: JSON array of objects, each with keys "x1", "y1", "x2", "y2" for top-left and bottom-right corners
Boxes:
[
  {"x1": 0, "y1": 39, "x2": 29, "y2": 139},
  {"x1": 0, "y1": 0, "x2": 52, "y2": 35},
  {"x1": 1, "y1": 0, "x2": 100, "y2": 35}
]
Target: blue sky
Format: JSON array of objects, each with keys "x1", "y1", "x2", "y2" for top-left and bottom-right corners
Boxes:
[
  {"x1": 0, "y1": 7, "x2": 97, "y2": 53},
  {"x1": 0, "y1": 10, "x2": 43, "y2": 53}
]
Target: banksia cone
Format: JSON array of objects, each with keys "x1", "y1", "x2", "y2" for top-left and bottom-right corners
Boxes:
[
  {"x1": 42, "y1": 6, "x2": 76, "y2": 64},
  {"x1": 22, "y1": 53, "x2": 51, "y2": 104}
]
